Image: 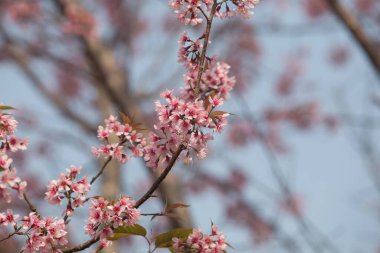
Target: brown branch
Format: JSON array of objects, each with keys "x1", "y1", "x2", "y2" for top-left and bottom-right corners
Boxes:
[
  {"x1": 0, "y1": 227, "x2": 22, "y2": 243},
  {"x1": 90, "y1": 156, "x2": 113, "y2": 185},
  {"x1": 134, "y1": 145, "x2": 185, "y2": 208},
  {"x1": 325, "y1": 0, "x2": 380, "y2": 79},
  {"x1": 62, "y1": 237, "x2": 100, "y2": 253},
  {"x1": 61, "y1": 146, "x2": 184, "y2": 252},
  {"x1": 23, "y1": 193, "x2": 38, "y2": 214},
  {"x1": 54, "y1": 0, "x2": 193, "y2": 231},
  {"x1": 195, "y1": 0, "x2": 218, "y2": 95}
]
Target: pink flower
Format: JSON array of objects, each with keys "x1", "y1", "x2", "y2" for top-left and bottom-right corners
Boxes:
[
  {"x1": 45, "y1": 166, "x2": 90, "y2": 215},
  {"x1": 181, "y1": 61, "x2": 236, "y2": 101},
  {"x1": 0, "y1": 209, "x2": 19, "y2": 226},
  {"x1": 169, "y1": 0, "x2": 259, "y2": 24},
  {"x1": 20, "y1": 215, "x2": 68, "y2": 253},
  {"x1": 7, "y1": 136, "x2": 29, "y2": 152},
  {"x1": 170, "y1": 0, "x2": 204, "y2": 26},
  {"x1": 100, "y1": 238, "x2": 112, "y2": 248},
  {"x1": 0, "y1": 155, "x2": 13, "y2": 169},
  {"x1": 85, "y1": 196, "x2": 140, "y2": 242},
  {"x1": 172, "y1": 225, "x2": 227, "y2": 253},
  {"x1": 92, "y1": 115, "x2": 146, "y2": 164}
]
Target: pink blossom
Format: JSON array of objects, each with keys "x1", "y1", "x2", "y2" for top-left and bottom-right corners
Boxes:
[
  {"x1": 0, "y1": 168, "x2": 27, "y2": 203},
  {"x1": 84, "y1": 196, "x2": 140, "y2": 247},
  {"x1": 172, "y1": 225, "x2": 227, "y2": 253},
  {"x1": 0, "y1": 107, "x2": 28, "y2": 203},
  {"x1": 100, "y1": 238, "x2": 112, "y2": 249},
  {"x1": 169, "y1": 0, "x2": 259, "y2": 24},
  {"x1": 7, "y1": 136, "x2": 29, "y2": 152},
  {"x1": 45, "y1": 166, "x2": 90, "y2": 214},
  {"x1": 0, "y1": 155, "x2": 13, "y2": 170},
  {"x1": 169, "y1": 0, "x2": 205, "y2": 26},
  {"x1": 217, "y1": 0, "x2": 259, "y2": 18},
  {"x1": 19, "y1": 214, "x2": 68, "y2": 253},
  {"x1": 0, "y1": 209, "x2": 19, "y2": 226},
  {"x1": 181, "y1": 61, "x2": 236, "y2": 101},
  {"x1": 92, "y1": 115, "x2": 145, "y2": 164}
]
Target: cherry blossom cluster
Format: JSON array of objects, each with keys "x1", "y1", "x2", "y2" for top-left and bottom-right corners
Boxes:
[
  {"x1": 169, "y1": 0, "x2": 213, "y2": 26},
  {"x1": 0, "y1": 210, "x2": 67, "y2": 253},
  {"x1": 169, "y1": 0, "x2": 259, "y2": 25},
  {"x1": 45, "y1": 165, "x2": 91, "y2": 216},
  {"x1": 21, "y1": 213, "x2": 68, "y2": 253},
  {"x1": 0, "y1": 108, "x2": 28, "y2": 202},
  {"x1": 178, "y1": 32, "x2": 205, "y2": 67},
  {"x1": 172, "y1": 225, "x2": 226, "y2": 253},
  {"x1": 181, "y1": 61, "x2": 236, "y2": 101},
  {"x1": 144, "y1": 89, "x2": 230, "y2": 169},
  {"x1": 0, "y1": 209, "x2": 18, "y2": 227},
  {"x1": 84, "y1": 197, "x2": 140, "y2": 242},
  {"x1": 92, "y1": 115, "x2": 146, "y2": 164},
  {"x1": 0, "y1": 167, "x2": 27, "y2": 203},
  {"x1": 218, "y1": 0, "x2": 260, "y2": 18}
]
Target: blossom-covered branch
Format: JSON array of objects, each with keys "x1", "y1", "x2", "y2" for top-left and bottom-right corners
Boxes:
[{"x1": 0, "y1": 0, "x2": 260, "y2": 252}]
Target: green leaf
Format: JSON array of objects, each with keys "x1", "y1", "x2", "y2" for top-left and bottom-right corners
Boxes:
[
  {"x1": 0, "y1": 124, "x2": 7, "y2": 131},
  {"x1": 155, "y1": 228, "x2": 193, "y2": 248},
  {"x1": 107, "y1": 224, "x2": 147, "y2": 241},
  {"x1": 0, "y1": 106, "x2": 15, "y2": 111}
]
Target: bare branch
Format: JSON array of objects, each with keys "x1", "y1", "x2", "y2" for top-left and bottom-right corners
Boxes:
[
  {"x1": 135, "y1": 145, "x2": 185, "y2": 208},
  {"x1": 325, "y1": 0, "x2": 380, "y2": 79},
  {"x1": 23, "y1": 193, "x2": 38, "y2": 214}
]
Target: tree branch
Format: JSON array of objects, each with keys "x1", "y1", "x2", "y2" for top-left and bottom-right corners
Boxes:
[
  {"x1": 325, "y1": 0, "x2": 380, "y2": 79},
  {"x1": 90, "y1": 156, "x2": 113, "y2": 185},
  {"x1": 135, "y1": 145, "x2": 185, "y2": 208},
  {"x1": 22, "y1": 193, "x2": 38, "y2": 214},
  {"x1": 195, "y1": 1, "x2": 218, "y2": 95},
  {"x1": 61, "y1": 145, "x2": 184, "y2": 252},
  {"x1": 62, "y1": 237, "x2": 100, "y2": 253}
]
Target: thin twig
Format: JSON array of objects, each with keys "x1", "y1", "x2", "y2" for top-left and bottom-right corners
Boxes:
[
  {"x1": 90, "y1": 138, "x2": 128, "y2": 185},
  {"x1": 23, "y1": 193, "x2": 38, "y2": 214},
  {"x1": 140, "y1": 212, "x2": 164, "y2": 217},
  {"x1": 90, "y1": 156, "x2": 113, "y2": 185},
  {"x1": 0, "y1": 227, "x2": 22, "y2": 242}
]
